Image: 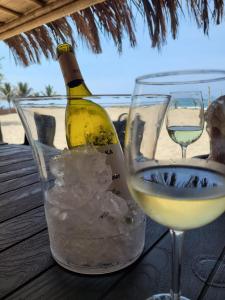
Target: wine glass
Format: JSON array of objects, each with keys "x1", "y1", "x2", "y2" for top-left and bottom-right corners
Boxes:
[
  {"x1": 125, "y1": 70, "x2": 225, "y2": 300},
  {"x1": 166, "y1": 91, "x2": 204, "y2": 158}
]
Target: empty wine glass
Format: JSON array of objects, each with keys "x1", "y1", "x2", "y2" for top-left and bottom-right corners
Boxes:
[
  {"x1": 166, "y1": 91, "x2": 204, "y2": 158},
  {"x1": 125, "y1": 70, "x2": 225, "y2": 300}
]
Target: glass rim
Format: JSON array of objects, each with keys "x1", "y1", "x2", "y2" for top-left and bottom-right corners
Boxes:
[
  {"x1": 135, "y1": 69, "x2": 225, "y2": 85},
  {"x1": 12, "y1": 93, "x2": 171, "y2": 104},
  {"x1": 12, "y1": 94, "x2": 132, "y2": 102}
]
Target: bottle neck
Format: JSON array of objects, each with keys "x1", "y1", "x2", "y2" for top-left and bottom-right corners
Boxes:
[
  {"x1": 58, "y1": 51, "x2": 83, "y2": 86},
  {"x1": 57, "y1": 44, "x2": 92, "y2": 97}
]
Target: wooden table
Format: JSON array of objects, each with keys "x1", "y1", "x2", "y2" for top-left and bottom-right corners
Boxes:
[{"x1": 0, "y1": 144, "x2": 225, "y2": 300}]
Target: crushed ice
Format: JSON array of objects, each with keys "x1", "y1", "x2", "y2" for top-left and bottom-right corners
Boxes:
[{"x1": 46, "y1": 146, "x2": 143, "y2": 236}]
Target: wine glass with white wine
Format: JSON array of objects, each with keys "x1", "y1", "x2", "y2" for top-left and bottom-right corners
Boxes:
[
  {"x1": 166, "y1": 91, "x2": 204, "y2": 158},
  {"x1": 125, "y1": 70, "x2": 225, "y2": 300}
]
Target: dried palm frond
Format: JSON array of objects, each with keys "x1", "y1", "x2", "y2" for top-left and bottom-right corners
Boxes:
[
  {"x1": 1, "y1": 0, "x2": 225, "y2": 66},
  {"x1": 134, "y1": 0, "x2": 224, "y2": 47},
  {"x1": 3, "y1": 0, "x2": 136, "y2": 66}
]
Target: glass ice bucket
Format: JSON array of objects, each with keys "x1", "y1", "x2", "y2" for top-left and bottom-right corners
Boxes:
[{"x1": 14, "y1": 95, "x2": 146, "y2": 274}]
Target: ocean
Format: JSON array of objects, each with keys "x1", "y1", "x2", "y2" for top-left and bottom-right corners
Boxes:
[{"x1": 0, "y1": 96, "x2": 210, "y2": 110}]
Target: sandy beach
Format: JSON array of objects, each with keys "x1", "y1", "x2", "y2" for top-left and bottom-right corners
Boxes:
[{"x1": 0, "y1": 106, "x2": 210, "y2": 159}]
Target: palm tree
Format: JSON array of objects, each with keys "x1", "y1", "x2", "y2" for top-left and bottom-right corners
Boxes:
[
  {"x1": 42, "y1": 85, "x2": 56, "y2": 97},
  {"x1": 0, "y1": 82, "x2": 15, "y2": 108},
  {"x1": 16, "y1": 82, "x2": 32, "y2": 97}
]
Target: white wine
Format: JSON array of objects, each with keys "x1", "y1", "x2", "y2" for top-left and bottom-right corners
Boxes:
[
  {"x1": 167, "y1": 125, "x2": 203, "y2": 147},
  {"x1": 129, "y1": 165, "x2": 225, "y2": 230},
  {"x1": 57, "y1": 43, "x2": 132, "y2": 200}
]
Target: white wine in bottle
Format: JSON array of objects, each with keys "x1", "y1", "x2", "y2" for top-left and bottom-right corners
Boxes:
[{"x1": 56, "y1": 43, "x2": 131, "y2": 200}]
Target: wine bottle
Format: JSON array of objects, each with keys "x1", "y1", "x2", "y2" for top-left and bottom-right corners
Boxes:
[{"x1": 57, "y1": 43, "x2": 131, "y2": 200}]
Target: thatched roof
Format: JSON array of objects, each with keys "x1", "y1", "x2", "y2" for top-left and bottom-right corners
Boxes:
[{"x1": 0, "y1": 0, "x2": 224, "y2": 66}]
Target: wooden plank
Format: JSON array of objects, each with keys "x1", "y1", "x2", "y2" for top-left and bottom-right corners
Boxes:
[
  {"x1": 0, "y1": 165, "x2": 37, "y2": 183},
  {"x1": 100, "y1": 215, "x2": 225, "y2": 300},
  {"x1": 0, "y1": 149, "x2": 56, "y2": 176},
  {"x1": 0, "y1": 158, "x2": 36, "y2": 175},
  {"x1": 0, "y1": 148, "x2": 30, "y2": 158},
  {"x1": 0, "y1": 145, "x2": 30, "y2": 153},
  {"x1": 3, "y1": 220, "x2": 168, "y2": 300},
  {"x1": 0, "y1": 0, "x2": 105, "y2": 40},
  {"x1": 0, "y1": 5, "x2": 22, "y2": 17},
  {"x1": 0, "y1": 149, "x2": 55, "y2": 170},
  {"x1": 182, "y1": 214, "x2": 225, "y2": 300},
  {"x1": 0, "y1": 172, "x2": 40, "y2": 194},
  {"x1": 0, "y1": 154, "x2": 34, "y2": 167},
  {"x1": 194, "y1": 246, "x2": 225, "y2": 299},
  {"x1": 0, "y1": 150, "x2": 33, "y2": 162},
  {"x1": 27, "y1": 0, "x2": 46, "y2": 6},
  {"x1": 202, "y1": 281, "x2": 225, "y2": 300},
  {"x1": 0, "y1": 230, "x2": 54, "y2": 299},
  {"x1": 5, "y1": 265, "x2": 123, "y2": 300},
  {"x1": 0, "y1": 144, "x2": 28, "y2": 152},
  {"x1": 0, "y1": 182, "x2": 43, "y2": 223},
  {"x1": 204, "y1": 288, "x2": 225, "y2": 300},
  {"x1": 0, "y1": 144, "x2": 56, "y2": 157},
  {"x1": 0, "y1": 206, "x2": 46, "y2": 252}
]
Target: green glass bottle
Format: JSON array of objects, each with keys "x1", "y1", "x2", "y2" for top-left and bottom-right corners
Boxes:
[
  {"x1": 57, "y1": 43, "x2": 131, "y2": 200},
  {"x1": 57, "y1": 43, "x2": 118, "y2": 148}
]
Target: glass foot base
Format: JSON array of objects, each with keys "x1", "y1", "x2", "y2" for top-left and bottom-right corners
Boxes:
[{"x1": 147, "y1": 293, "x2": 190, "y2": 300}]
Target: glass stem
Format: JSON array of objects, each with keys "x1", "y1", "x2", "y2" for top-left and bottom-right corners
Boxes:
[
  {"x1": 170, "y1": 230, "x2": 184, "y2": 300},
  {"x1": 181, "y1": 146, "x2": 187, "y2": 159}
]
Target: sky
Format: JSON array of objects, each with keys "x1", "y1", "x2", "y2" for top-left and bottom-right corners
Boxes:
[{"x1": 0, "y1": 12, "x2": 225, "y2": 95}]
